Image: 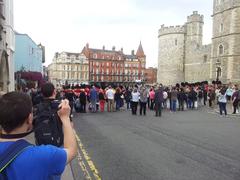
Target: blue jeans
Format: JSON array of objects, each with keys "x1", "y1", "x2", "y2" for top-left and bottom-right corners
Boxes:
[
  {"x1": 126, "y1": 100, "x2": 131, "y2": 109},
  {"x1": 116, "y1": 99, "x2": 121, "y2": 110},
  {"x1": 219, "y1": 102, "x2": 227, "y2": 115},
  {"x1": 187, "y1": 99, "x2": 192, "y2": 109},
  {"x1": 171, "y1": 100, "x2": 177, "y2": 112},
  {"x1": 90, "y1": 100, "x2": 97, "y2": 112}
]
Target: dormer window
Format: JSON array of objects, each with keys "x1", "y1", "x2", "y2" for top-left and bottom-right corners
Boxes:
[{"x1": 93, "y1": 54, "x2": 97, "y2": 59}]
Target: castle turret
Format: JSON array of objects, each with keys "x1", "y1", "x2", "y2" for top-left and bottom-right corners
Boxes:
[
  {"x1": 186, "y1": 11, "x2": 204, "y2": 46},
  {"x1": 157, "y1": 25, "x2": 185, "y2": 85}
]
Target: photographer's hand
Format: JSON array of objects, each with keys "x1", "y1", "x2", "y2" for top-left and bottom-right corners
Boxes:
[
  {"x1": 58, "y1": 99, "x2": 77, "y2": 164},
  {"x1": 58, "y1": 99, "x2": 71, "y2": 120}
]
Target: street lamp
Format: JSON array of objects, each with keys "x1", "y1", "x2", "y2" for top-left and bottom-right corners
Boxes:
[
  {"x1": 215, "y1": 59, "x2": 221, "y2": 82},
  {"x1": 216, "y1": 67, "x2": 221, "y2": 82}
]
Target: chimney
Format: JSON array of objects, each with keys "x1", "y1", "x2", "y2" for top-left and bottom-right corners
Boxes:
[
  {"x1": 112, "y1": 46, "x2": 116, "y2": 51},
  {"x1": 103, "y1": 46, "x2": 105, "y2": 50},
  {"x1": 86, "y1": 43, "x2": 89, "y2": 49},
  {"x1": 131, "y1": 50, "x2": 135, "y2": 55},
  {"x1": 121, "y1": 48, "x2": 123, "y2": 53}
]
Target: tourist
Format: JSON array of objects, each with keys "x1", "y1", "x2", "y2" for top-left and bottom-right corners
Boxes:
[
  {"x1": 139, "y1": 87, "x2": 148, "y2": 115},
  {"x1": 131, "y1": 88, "x2": 140, "y2": 115},
  {"x1": 218, "y1": 87, "x2": 227, "y2": 116},
  {"x1": 232, "y1": 86, "x2": 239, "y2": 114},
  {"x1": 106, "y1": 86, "x2": 115, "y2": 112},
  {"x1": 154, "y1": 85, "x2": 164, "y2": 117}
]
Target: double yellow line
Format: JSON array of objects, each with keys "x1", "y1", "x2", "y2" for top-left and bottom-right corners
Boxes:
[{"x1": 74, "y1": 131, "x2": 101, "y2": 180}]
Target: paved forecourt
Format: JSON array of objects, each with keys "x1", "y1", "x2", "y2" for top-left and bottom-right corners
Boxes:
[{"x1": 71, "y1": 107, "x2": 240, "y2": 180}]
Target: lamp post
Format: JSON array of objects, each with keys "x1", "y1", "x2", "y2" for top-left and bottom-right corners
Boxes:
[
  {"x1": 216, "y1": 67, "x2": 221, "y2": 82},
  {"x1": 215, "y1": 60, "x2": 221, "y2": 82}
]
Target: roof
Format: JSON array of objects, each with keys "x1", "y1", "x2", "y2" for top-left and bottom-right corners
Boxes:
[
  {"x1": 125, "y1": 55, "x2": 138, "y2": 59},
  {"x1": 65, "y1": 52, "x2": 81, "y2": 57},
  {"x1": 136, "y1": 41, "x2": 145, "y2": 57},
  {"x1": 55, "y1": 52, "x2": 85, "y2": 58},
  {"x1": 82, "y1": 43, "x2": 145, "y2": 60},
  {"x1": 89, "y1": 48, "x2": 123, "y2": 56},
  {"x1": 15, "y1": 31, "x2": 41, "y2": 48}
]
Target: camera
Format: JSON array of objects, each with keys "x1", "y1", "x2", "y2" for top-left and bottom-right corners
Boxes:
[{"x1": 51, "y1": 100, "x2": 61, "y2": 110}]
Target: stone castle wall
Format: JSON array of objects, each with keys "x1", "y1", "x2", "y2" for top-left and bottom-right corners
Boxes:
[
  {"x1": 211, "y1": 0, "x2": 240, "y2": 83},
  {"x1": 158, "y1": 1, "x2": 240, "y2": 85},
  {"x1": 157, "y1": 25, "x2": 185, "y2": 85},
  {"x1": 184, "y1": 43, "x2": 211, "y2": 82},
  {"x1": 158, "y1": 25, "x2": 185, "y2": 36},
  {"x1": 158, "y1": 12, "x2": 211, "y2": 85}
]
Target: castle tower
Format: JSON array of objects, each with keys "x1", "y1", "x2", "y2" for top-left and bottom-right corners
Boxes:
[
  {"x1": 184, "y1": 11, "x2": 211, "y2": 83},
  {"x1": 157, "y1": 25, "x2": 185, "y2": 85},
  {"x1": 186, "y1": 11, "x2": 204, "y2": 46},
  {"x1": 210, "y1": 0, "x2": 240, "y2": 83}
]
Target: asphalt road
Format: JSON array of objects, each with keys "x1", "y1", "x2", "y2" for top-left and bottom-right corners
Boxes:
[{"x1": 71, "y1": 107, "x2": 240, "y2": 180}]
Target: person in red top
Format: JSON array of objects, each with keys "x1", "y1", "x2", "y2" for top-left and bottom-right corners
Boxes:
[
  {"x1": 98, "y1": 88, "x2": 106, "y2": 112},
  {"x1": 85, "y1": 87, "x2": 90, "y2": 102},
  {"x1": 203, "y1": 84, "x2": 209, "y2": 106},
  {"x1": 149, "y1": 88, "x2": 155, "y2": 110}
]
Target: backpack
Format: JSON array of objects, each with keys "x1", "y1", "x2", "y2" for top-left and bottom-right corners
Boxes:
[
  {"x1": 74, "y1": 98, "x2": 81, "y2": 109},
  {"x1": 198, "y1": 90, "x2": 203, "y2": 98},
  {"x1": 33, "y1": 101, "x2": 63, "y2": 147},
  {"x1": 237, "y1": 91, "x2": 240, "y2": 101},
  {"x1": 0, "y1": 140, "x2": 32, "y2": 180}
]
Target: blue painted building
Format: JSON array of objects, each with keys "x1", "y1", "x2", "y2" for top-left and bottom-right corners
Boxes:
[{"x1": 14, "y1": 32, "x2": 45, "y2": 73}]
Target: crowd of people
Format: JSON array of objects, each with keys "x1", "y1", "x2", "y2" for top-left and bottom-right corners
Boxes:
[
  {"x1": 25, "y1": 82, "x2": 240, "y2": 117},
  {"x1": 0, "y1": 81, "x2": 239, "y2": 179}
]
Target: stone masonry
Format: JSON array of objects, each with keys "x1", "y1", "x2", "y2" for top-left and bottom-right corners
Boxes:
[{"x1": 158, "y1": 0, "x2": 240, "y2": 85}]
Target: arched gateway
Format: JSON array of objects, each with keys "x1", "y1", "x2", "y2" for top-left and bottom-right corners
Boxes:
[{"x1": 0, "y1": 50, "x2": 9, "y2": 92}]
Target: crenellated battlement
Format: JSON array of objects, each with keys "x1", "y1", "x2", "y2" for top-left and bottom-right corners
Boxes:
[
  {"x1": 187, "y1": 11, "x2": 204, "y2": 23},
  {"x1": 158, "y1": 24, "x2": 186, "y2": 36},
  {"x1": 213, "y1": 0, "x2": 240, "y2": 15}
]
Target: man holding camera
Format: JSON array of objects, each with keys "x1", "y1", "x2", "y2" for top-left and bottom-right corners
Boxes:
[
  {"x1": 34, "y1": 83, "x2": 67, "y2": 147},
  {"x1": 0, "y1": 91, "x2": 77, "y2": 179}
]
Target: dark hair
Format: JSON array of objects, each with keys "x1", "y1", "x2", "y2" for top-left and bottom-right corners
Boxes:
[
  {"x1": 220, "y1": 87, "x2": 227, "y2": 95},
  {"x1": 0, "y1": 92, "x2": 32, "y2": 133},
  {"x1": 41, "y1": 82, "x2": 55, "y2": 98}
]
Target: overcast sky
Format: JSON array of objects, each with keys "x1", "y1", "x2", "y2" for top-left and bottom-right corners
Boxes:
[{"x1": 14, "y1": 0, "x2": 213, "y2": 67}]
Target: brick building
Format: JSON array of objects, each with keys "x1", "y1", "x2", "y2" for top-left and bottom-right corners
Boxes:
[
  {"x1": 82, "y1": 42, "x2": 146, "y2": 86},
  {"x1": 145, "y1": 67, "x2": 157, "y2": 84}
]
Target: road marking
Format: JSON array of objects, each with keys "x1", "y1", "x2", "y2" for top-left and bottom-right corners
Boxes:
[
  {"x1": 74, "y1": 131, "x2": 102, "y2": 180},
  {"x1": 76, "y1": 150, "x2": 92, "y2": 180}
]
